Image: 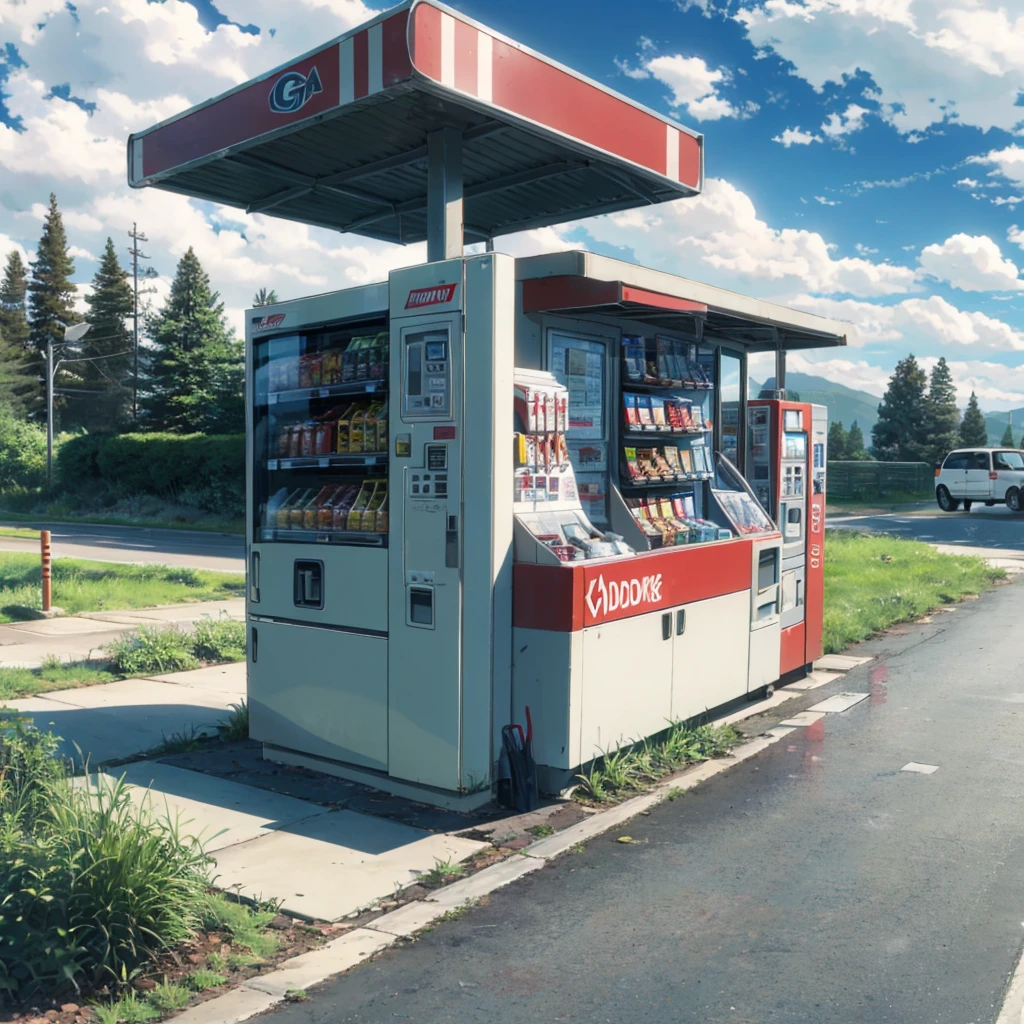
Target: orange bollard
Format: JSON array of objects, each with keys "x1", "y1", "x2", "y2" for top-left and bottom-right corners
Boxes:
[{"x1": 41, "y1": 530, "x2": 51, "y2": 612}]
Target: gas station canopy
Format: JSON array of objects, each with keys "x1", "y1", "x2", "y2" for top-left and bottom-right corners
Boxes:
[{"x1": 127, "y1": 0, "x2": 704, "y2": 245}]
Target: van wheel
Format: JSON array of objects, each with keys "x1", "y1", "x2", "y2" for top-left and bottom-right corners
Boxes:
[
  {"x1": 936, "y1": 486, "x2": 959, "y2": 512},
  {"x1": 963, "y1": 500, "x2": 973, "y2": 512},
  {"x1": 1007, "y1": 487, "x2": 1022, "y2": 512}
]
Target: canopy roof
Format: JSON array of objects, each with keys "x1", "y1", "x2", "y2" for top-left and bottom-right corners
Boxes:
[{"x1": 128, "y1": 0, "x2": 703, "y2": 244}]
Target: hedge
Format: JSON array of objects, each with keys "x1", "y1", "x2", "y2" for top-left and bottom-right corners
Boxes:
[{"x1": 57, "y1": 433, "x2": 244, "y2": 499}]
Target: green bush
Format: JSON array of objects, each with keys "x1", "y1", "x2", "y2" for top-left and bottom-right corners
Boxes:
[
  {"x1": 192, "y1": 616, "x2": 246, "y2": 663},
  {"x1": 0, "y1": 412, "x2": 46, "y2": 490},
  {"x1": 0, "y1": 718, "x2": 213, "y2": 1001},
  {"x1": 105, "y1": 625, "x2": 200, "y2": 676},
  {"x1": 55, "y1": 433, "x2": 243, "y2": 513}
]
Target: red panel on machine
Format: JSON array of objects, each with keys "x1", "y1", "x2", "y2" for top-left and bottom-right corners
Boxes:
[
  {"x1": 781, "y1": 623, "x2": 806, "y2": 676},
  {"x1": 514, "y1": 538, "x2": 759, "y2": 632},
  {"x1": 521, "y1": 276, "x2": 707, "y2": 316}
]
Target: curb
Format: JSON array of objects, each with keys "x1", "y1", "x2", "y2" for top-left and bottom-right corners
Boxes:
[{"x1": 166, "y1": 726, "x2": 796, "y2": 1024}]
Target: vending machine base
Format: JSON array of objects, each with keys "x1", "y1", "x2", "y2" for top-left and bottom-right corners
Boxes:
[{"x1": 262, "y1": 744, "x2": 498, "y2": 812}]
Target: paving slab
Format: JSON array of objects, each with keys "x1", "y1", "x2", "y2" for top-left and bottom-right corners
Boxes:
[
  {"x1": 3, "y1": 616, "x2": 118, "y2": 636},
  {"x1": 1, "y1": 676, "x2": 237, "y2": 764},
  {"x1": 98, "y1": 762, "x2": 328, "y2": 852},
  {"x1": 149, "y1": 661, "x2": 246, "y2": 695},
  {"x1": 779, "y1": 711, "x2": 826, "y2": 728},
  {"x1": 212, "y1": 810, "x2": 489, "y2": 921},
  {"x1": 815, "y1": 654, "x2": 874, "y2": 671},
  {"x1": 79, "y1": 599, "x2": 245, "y2": 624},
  {"x1": 808, "y1": 691, "x2": 869, "y2": 714},
  {"x1": 784, "y1": 669, "x2": 842, "y2": 691}
]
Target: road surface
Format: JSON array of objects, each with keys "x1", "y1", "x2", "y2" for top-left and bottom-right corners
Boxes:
[
  {"x1": 830, "y1": 503, "x2": 1024, "y2": 553},
  {"x1": 256, "y1": 577, "x2": 1024, "y2": 1024},
  {"x1": 0, "y1": 521, "x2": 244, "y2": 572}
]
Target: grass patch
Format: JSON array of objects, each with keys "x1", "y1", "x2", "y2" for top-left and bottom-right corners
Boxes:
[
  {"x1": 188, "y1": 969, "x2": 228, "y2": 992},
  {"x1": 106, "y1": 615, "x2": 245, "y2": 677},
  {"x1": 526, "y1": 823, "x2": 554, "y2": 838},
  {"x1": 0, "y1": 658, "x2": 116, "y2": 700},
  {"x1": 0, "y1": 526, "x2": 39, "y2": 540},
  {"x1": 146, "y1": 980, "x2": 193, "y2": 1013},
  {"x1": 91, "y1": 992, "x2": 160, "y2": 1024},
  {"x1": 574, "y1": 722, "x2": 740, "y2": 804},
  {"x1": 420, "y1": 857, "x2": 466, "y2": 885},
  {"x1": 0, "y1": 717, "x2": 214, "y2": 1002},
  {"x1": 822, "y1": 531, "x2": 1004, "y2": 654},
  {"x1": 0, "y1": 510, "x2": 243, "y2": 535},
  {"x1": 0, "y1": 552, "x2": 243, "y2": 623},
  {"x1": 218, "y1": 701, "x2": 249, "y2": 742}
]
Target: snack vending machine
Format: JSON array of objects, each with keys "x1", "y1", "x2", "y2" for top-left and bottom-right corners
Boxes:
[{"x1": 746, "y1": 400, "x2": 827, "y2": 677}]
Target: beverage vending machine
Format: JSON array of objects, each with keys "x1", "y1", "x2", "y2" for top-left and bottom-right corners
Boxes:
[
  {"x1": 128, "y1": 0, "x2": 847, "y2": 805},
  {"x1": 746, "y1": 400, "x2": 827, "y2": 678}
]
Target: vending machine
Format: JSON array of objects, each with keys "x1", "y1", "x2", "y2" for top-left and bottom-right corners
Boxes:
[
  {"x1": 746, "y1": 400, "x2": 827, "y2": 678},
  {"x1": 127, "y1": 0, "x2": 847, "y2": 805}
]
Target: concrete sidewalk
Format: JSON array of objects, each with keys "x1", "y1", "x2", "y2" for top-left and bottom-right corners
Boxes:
[
  {"x1": 3, "y1": 659, "x2": 488, "y2": 922},
  {"x1": 0, "y1": 598, "x2": 245, "y2": 668}
]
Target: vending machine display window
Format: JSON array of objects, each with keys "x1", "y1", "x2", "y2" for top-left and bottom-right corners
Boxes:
[{"x1": 253, "y1": 319, "x2": 390, "y2": 546}]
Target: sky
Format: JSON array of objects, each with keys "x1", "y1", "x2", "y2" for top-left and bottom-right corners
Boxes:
[{"x1": 1, "y1": 0, "x2": 1024, "y2": 409}]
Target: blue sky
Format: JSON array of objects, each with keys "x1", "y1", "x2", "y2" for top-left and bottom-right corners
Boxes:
[{"x1": 2, "y1": 0, "x2": 1024, "y2": 407}]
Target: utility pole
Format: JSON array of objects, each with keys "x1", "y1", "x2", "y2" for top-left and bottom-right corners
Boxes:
[
  {"x1": 127, "y1": 223, "x2": 157, "y2": 424},
  {"x1": 45, "y1": 334, "x2": 53, "y2": 489}
]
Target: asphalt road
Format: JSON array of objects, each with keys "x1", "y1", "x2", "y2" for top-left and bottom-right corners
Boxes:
[
  {"x1": 830, "y1": 503, "x2": 1024, "y2": 552},
  {"x1": 0, "y1": 521, "x2": 244, "y2": 572},
  {"x1": 257, "y1": 578, "x2": 1024, "y2": 1024}
]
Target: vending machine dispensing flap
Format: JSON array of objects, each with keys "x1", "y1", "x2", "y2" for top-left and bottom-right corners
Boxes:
[{"x1": 294, "y1": 560, "x2": 324, "y2": 609}]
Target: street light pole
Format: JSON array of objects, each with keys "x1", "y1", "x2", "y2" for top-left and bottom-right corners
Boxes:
[{"x1": 45, "y1": 335, "x2": 54, "y2": 489}]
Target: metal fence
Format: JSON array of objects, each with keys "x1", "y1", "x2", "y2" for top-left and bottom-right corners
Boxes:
[{"x1": 827, "y1": 461, "x2": 934, "y2": 500}]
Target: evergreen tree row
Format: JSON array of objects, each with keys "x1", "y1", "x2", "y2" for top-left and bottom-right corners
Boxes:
[
  {"x1": 0, "y1": 193, "x2": 259, "y2": 436},
  {"x1": 871, "y1": 355, "x2": 1014, "y2": 464}
]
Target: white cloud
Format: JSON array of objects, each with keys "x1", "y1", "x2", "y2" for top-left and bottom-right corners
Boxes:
[
  {"x1": 644, "y1": 55, "x2": 758, "y2": 121},
  {"x1": 993, "y1": 196, "x2": 1024, "y2": 207},
  {"x1": 791, "y1": 293, "x2": 1024, "y2": 352},
  {"x1": 969, "y1": 145, "x2": 1024, "y2": 186},
  {"x1": 814, "y1": 196, "x2": 839, "y2": 206},
  {"x1": 734, "y1": 1, "x2": 1024, "y2": 134},
  {"x1": 918, "y1": 233, "x2": 1024, "y2": 292},
  {"x1": 955, "y1": 178, "x2": 980, "y2": 189},
  {"x1": 773, "y1": 126, "x2": 821, "y2": 146},
  {"x1": 855, "y1": 243, "x2": 878, "y2": 256},
  {"x1": 67, "y1": 245, "x2": 97, "y2": 262},
  {"x1": 1010, "y1": 225, "x2": 1024, "y2": 250},
  {"x1": 575, "y1": 177, "x2": 916, "y2": 300},
  {"x1": 820, "y1": 103, "x2": 869, "y2": 139}
]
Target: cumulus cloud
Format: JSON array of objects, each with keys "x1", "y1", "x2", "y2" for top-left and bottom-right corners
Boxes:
[
  {"x1": 734, "y1": 0, "x2": 1024, "y2": 134},
  {"x1": 969, "y1": 145, "x2": 1024, "y2": 186},
  {"x1": 644, "y1": 54, "x2": 759, "y2": 121},
  {"x1": 773, "y1": 126, "x2": 821, "y2": 146},
  {"x1": 918, "y1": 233, "x2": 1024, "y2": 292},
  {"x1": 820, "y1": 103, "x2": 869, "y2": 139}
]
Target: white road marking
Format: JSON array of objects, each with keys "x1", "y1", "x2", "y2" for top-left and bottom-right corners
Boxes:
[{"x1": 901, "y1": 762, "x2": 938, "y2": 775}]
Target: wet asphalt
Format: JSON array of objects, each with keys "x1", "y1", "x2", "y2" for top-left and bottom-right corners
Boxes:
[
  {"x1": 829, "y1": 504, "x2": 1024, "y2": 552},
  {"x1": 256, "y1": 577, "x2": 1024, "y2": 1024}
]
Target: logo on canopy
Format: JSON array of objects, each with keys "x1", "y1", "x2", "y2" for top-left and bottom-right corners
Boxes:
[{"x1": 268, "y1": 67, "x2": 323, "y2": 115}]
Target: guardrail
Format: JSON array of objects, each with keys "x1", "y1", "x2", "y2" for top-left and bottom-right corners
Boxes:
[{"x1": 827, "y1": 461, "x2": 933, "y2": 501}]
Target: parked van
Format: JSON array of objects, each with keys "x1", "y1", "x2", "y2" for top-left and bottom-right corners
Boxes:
[{"x1": 935, "y1": 448, "x2": 1024, "y2": 512}]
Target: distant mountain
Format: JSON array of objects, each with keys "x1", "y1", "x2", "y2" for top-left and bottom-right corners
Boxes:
[
  {"x1": 753, "y1": 372, "x2": 880, "y2": 435},
  {"x1": 983, "y1": 408, "x2": 1024, "y2": 447}
]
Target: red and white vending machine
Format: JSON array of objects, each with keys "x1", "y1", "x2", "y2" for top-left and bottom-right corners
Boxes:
[{"x1": 747, "y1": 399, "x2": 827, "y2": 678}]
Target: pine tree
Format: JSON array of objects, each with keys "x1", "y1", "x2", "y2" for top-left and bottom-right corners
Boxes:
[
  {"x1": 253, "y1": 288, "x2": 278, "y2": 307},
  {"x1": 28, "y1": 195, "x2": 79, "y2": 418},
  {"x1": 143, "y1": 247, "x2": 242, "y2": 433},
  {"x1": 0, "y1": 251, "x2": 35, "y2": 417},
  {"x1": 67, "y1": 238, "x2": 133, "y2": 432},
  {"x1": 872, "y1": 355, "x2": 928, "y2": 461},
  {"x1": 922, "y1": 357, "x2": 962, "y2": 464},
  {"x1": 959, "y1": 392, "x2": 988, "y2": 447},
  {"x1": 846, "y1": 421, "x2": 867, "y2": 460},
  {"x1": 827, "y1": 420, "x2": 847, "y2": 460},
  {"x1": 1001, "y1": 422, "x2": 1015, "y2": 447}
]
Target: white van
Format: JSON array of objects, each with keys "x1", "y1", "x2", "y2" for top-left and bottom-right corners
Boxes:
[{"x1": 935, "y1": 448, "x2": 1024, "y2": 512}]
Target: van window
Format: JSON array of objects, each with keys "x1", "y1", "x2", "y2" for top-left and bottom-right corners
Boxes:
[
  {"x1": 942, "y1": 453, "x2": 967, "y2": 470},
  {"x1": 970, "y1": 451, "x2": 991, "y2": 470},
  {"x1": 994, "y1": 450, "x2": 1024, "y2": 471}
]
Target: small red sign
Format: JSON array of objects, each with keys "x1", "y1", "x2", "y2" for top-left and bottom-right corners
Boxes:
[
  {"x1": 405, "y1": 283, "x2": 457, "y2": 309},
  {"x1": 433, "y1": 426, "x2": 456, "y2": 440},
  {"x1": 254, "y1": 313, "x2": 286, "y2": 331}
]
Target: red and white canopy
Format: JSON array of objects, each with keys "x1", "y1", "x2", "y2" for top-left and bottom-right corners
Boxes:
[{"x1": 127, "y1": 0, "x2": 703, "y2": 244}]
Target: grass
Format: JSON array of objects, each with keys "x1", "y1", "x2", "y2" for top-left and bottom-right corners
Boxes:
[
  {"x1": 0, "y1": 658, "x2": 116, "y2": 700},
  {"x1": 573, "y1": 722, "x2": 740, "y2": 804},
  {"x1": 822, "y1": 531, "x2": 1004, "y2": 654},
  {"x1": 146, "y1": 980, "x2": 193, "y2": 1012},
  {"x1": 826, "y1": 490, "x2": 933, "y2": 514},
  {"x1": 188, "y1": 969, "x2": 227, "y2": 992},
  {"x1": 0, "y1": 552, "x2": 244, "y2": 623},
  {"x1": 526, "y1": 823, "x2": 554, "y2": 838},
  {"x1": 419, "y1": 857, "x2": 466, "y2": 885},
  {"x1": 91, "y1": 992, "x2": 160, "y2": 1024},
  {"x1": 218, "y1": 701, "x2": 249, "y2": 742},
  {"x1": 0, "y1": 526, "x2": 40, "y2": 539},
  {"x1": 0, "y1": 510, "x2": 244, "y2": 535}
]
